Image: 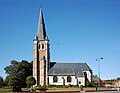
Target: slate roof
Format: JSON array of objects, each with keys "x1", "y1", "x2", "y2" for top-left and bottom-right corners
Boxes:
[
  {"x1": 48, "y1": 62, "x2": 92, "y2": 77},
  {"x1": 35, "y1": 8, "x2": 47, "y2": 40}
]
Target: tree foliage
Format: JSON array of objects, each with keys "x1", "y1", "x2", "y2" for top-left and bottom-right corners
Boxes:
[
  {"x1": 105, "y1": 80, "x2": 113, "y2": 84},
  {"x1": 0, "y1": 76, "x2": 4, "y2": 87},
  {"x1": 26, "y1": 76, "x2": 36, "y2": 88},
  {"x1": 4, "y1": 60, "x2": 32, "y2": 87},
  {"x1": 8, "y1": 76, "x2": 21, "y2": 92},
  {"x1": 4, "y1": 75, "x2": 10, "y2": 86},
  {"x1": 117, "y1": 77, "x2": 120, "y2": 80}
]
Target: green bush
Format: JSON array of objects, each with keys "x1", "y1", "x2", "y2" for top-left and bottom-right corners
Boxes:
[
  {"x1": 72, "y1": 85, "x2": 79, "y2": 88},
  {"x1": 0, "y1": 76, "x2": 4, "y2": 88},
  {"x1": 26, "y1": 76, "x2": 36, "y2": 88},
  {"x1": 80, "y1": 85, "x2": 83, "y2": 91},
  {"x1": 47, "y1": 84, "x2": 79, "y2": 88},
  {"x1": 47, "y1": 84, "x2": 56, "y2": 88},
  {"x1": 63, "y1": 85, "x2": 69, "y2": 88},
  {"x1": 8, "y1": 76, "x2": 21, "y2": 92},
  {"x1": 3, "y1": 86, "x2": 12, "y2": 89},
  {"x1": 68, "y1": 84, "x2": 72, "y2": 87},
  {"x1": 85, "y1": 81, "x2": 95, "y2": 87},
  {"x1": 34, "y1": 85, "x2": 48, "y2": 91}
]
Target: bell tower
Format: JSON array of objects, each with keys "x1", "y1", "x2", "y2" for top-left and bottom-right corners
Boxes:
[{"x1": 33, "y1": 8, "x2": 50, "y2": 86}]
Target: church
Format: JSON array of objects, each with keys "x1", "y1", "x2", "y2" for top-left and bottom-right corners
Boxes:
[{"x1": 33, "y1": 8, "x2": 92, "y2": 86}]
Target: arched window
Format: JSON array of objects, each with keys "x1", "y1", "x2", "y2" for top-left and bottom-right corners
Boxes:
[
  {"x1": 67, "y1": 76, "x2": 71, "y2": 82},
  {"x1": 53, "y1": 76, "x2": 58, "y2": 82},
  {"x1": 38, "y1": 44, "x2": 41, "y2": 49},
  {"x1": 42, "y1": 44, "x2": 44, "y2": 49}
]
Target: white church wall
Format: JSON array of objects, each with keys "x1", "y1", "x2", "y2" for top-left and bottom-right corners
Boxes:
[
  {"x1": 48, "y1": 76, "x2": 85, "y2": 86},
  {"x1": 77, "y1": 77, "x2": 85, "y2": 86},
  {"x1": 86, "y1": 71, "x2": 92, "y2": 82},
  {"x1": 49, "y1": 76, "x2": 64, "y2": 85}
]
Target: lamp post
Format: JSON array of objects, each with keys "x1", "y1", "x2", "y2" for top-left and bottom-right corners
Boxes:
[{"x1": 96, "y1": 57, "x2": 103, "y2": 91}]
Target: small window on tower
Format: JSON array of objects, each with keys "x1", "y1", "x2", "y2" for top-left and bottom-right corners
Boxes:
[
  {"x1": 42, "y1": 44, "x2": 44, "y2": 49},
  {"x1": 39, "y1": 44, "x2": 41, "y2": 49},
  {"x1": 43, "y1": 56, "x2": 45, "y2": 61}
]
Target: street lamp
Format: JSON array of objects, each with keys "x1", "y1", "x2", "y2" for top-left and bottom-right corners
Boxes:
[{"x1": 96, "y1": 57, "x2": 103, "y2": 91}]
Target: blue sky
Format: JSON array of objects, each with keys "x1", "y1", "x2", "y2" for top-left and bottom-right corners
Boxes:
[{"x1": 0, "y1": 0, "x2": 120, "y2": 80}]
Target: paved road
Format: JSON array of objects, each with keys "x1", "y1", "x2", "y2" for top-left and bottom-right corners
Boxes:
[{"x1": 79, "y1": 91, "x2": 120, "y2": 93}]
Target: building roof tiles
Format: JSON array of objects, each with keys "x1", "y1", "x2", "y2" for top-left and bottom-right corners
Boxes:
[{"x1": 48, "y1": 62, "x2": 92, "y2": 76}]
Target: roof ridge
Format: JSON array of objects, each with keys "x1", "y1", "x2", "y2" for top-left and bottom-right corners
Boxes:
[{"x1": 51, "y1": 62, "x2": 86, "y2": 64}]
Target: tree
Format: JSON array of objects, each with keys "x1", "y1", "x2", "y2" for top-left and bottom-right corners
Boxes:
[
  {"x1": 26, "y1": 76, "x2": 36, "y2": 88},
  {"x1": 8, "y1": 76, "x2": 21, "y2": 92},
  {"x1": 4, "y1": 60, "x2": 32, "y2": 87},
  {"x1": 117, "y1": 77, "x2": 120, "y2": 80},
  {"x1": 4, "y1": 60, "x2": 32, "y2": 76},
  {"x1": 105, "y1": 80, "x2": 113, "y2": 84},
  {"x1": 4, "y1": 75, "x2": 10, "y2": 86},
  {"x1": 0, "y1": 76, "x2": 4, "y2": 87},
  {"x1": 4, "y1": 60, "x2": 18, "y2": 76}
]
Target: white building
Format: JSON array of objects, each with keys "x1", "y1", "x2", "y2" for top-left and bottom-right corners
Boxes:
[{"x1": 48, "y1": 62, "x2": 92, "y2": 86}]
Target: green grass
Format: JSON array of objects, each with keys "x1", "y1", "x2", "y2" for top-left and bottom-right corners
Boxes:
[
  {"x1": 48, "y1": 87, "x2": 80, "y2": 90},
  {"x1": 0, "y1": 87, "x2": 110, "y2": 92},
  {"x1": 0, "y1": 88, "x2": 12, "y2": 92}
]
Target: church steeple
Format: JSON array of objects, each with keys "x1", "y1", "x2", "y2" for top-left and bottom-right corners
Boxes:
[
  {"x1": 35, "y1": 8, "x2": 47, "y2": 40},
  {"x1": 33, "y1": 8, "x2": 50, "y2": 86}
]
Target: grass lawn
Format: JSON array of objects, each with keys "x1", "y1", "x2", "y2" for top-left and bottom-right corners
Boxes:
[
  {"x1": 48, "y1": 87, "x2": 80, "y2": 90},
  {"x1": 47, "y1": 87, "x2": 110, "y2": 91},
  {"x1": 0, "y1": 87, "x2": 112, "y2": 92},
  {"x1": 48, "y1": 87, "x2": 113, "y2": 91},
  {"x1": 0, "y1": 88, "x2": 12, "y2": 92}
]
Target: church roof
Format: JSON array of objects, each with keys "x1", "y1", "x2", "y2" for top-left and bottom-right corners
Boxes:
[
  {"x1": 48, "y1": 62, "x2": 92, "y2": 77},
  {"x1": 35, "y1": 8, "x2": 48, "y2": 40}
]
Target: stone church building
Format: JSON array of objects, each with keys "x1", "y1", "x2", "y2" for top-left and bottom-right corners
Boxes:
[{"x1": 33, "y1": 8, "x2": 92, "y2": 86}]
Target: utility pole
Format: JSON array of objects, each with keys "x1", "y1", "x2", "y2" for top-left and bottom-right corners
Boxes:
[{"x1": 96, "y1": 57, "x2": 103, "y2": 90}]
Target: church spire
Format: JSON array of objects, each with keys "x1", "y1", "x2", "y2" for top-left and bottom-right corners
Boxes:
[
  {"x1": 33, "y1": 7, "x2": 50, "y2": 86},
  {"x1": 35, "y1": 8, "x2": 47, "y2": 40}
]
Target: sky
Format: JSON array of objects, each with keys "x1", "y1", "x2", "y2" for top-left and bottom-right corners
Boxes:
[{"x1": 0, "y1": 0, "x2": 120, "y2": 80}]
